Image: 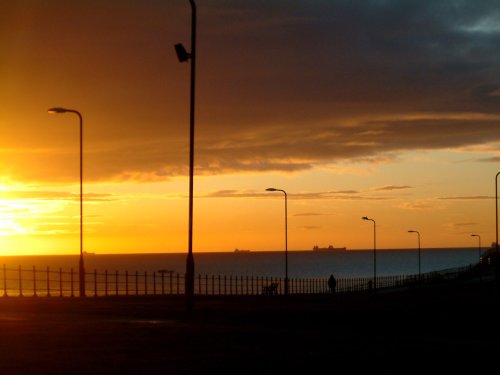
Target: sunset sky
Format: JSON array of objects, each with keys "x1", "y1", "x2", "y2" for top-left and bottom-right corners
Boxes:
[{"x1": 1, "y1": 0, "x2": 499, "y2": 255}]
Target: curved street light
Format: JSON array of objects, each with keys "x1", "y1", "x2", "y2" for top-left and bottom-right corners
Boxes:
[
  {"x1": 408, "y1": 230, "x2": 421, "y2": 283},
  {"x1": 266, "y1": 188, "x2": 288, "y2": 295},
  {"x1": 47, "y1": 107, "x2": 85, "y2": 297},
  {"x1": 362, "y1": 216, "x2": 376, "y2": 291},
  {"x1": 175, "y1": 0, "x2": 197, "y2": 307}
]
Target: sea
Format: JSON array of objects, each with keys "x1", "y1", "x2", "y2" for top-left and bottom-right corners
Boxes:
[{"x1": 0, "y1": 247, "x2": 483, "y2": 279}]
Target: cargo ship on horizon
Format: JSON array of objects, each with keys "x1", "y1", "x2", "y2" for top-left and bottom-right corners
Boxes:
[{"x1": 312, "y1": 245, "x2": 347, "y2": 252}]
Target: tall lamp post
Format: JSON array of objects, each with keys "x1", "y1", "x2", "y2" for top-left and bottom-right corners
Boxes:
[
  {"x1": 175, "y1": 0, "x2": 196, "y2": 305},
  {"x1": 362, "y1": 216, "x2": 376, "y2": 291},
  {"x1": 266, "y1": 188, "x2": 288, "y2": 295},
  {"x1": 408, "y1": 230, "x2": 421, "y2": 282},
  {"x1": 48, "y1": 107, "x2": 85, "y2": 297}
]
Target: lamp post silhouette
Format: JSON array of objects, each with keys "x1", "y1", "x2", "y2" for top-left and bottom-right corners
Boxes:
[
  {"x1": 362, "y1": 216, "x2": 376, "y2": 291},
  {"x1": 47, "y1": 107, "x2": 85, "y2": 297},
  {"x1": 175, "y1": 0, "x2": 196, "y2": 305},
  {"x1": 471, "y1": 233, "x2": 481, "y2": 264},
  {"x1": 266, "y1": 188, "x2": 288, "y2": 295},
  {"x1": 408, "y1": 230, "x2": 421, "y2": 282}
]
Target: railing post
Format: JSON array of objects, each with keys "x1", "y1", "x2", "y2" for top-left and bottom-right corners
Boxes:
[
  {"x1": 59, "y1": 268, "x2": 63, "y2": 297},
  {"x1": 218, "y1": 275, "x2": 221, "y2": 296},
  {"x1": 3, "y1": 264, "x2": 7, "y2": 297},
  {"x1": 46, "y1": 266, "x2": 51, "y2": 297},
  {"x1": 94, "y1": 269, "x2": 97, "y2": 297},
  {"x1": 135, "y1": 271, "x2": 139, "y2": 295},
  {"x1": 169, "y1": 272, "x2": 172, "y2": 295},
  {"x1": 105, "y1": 270, "x2": 108, "y2": 297},
  {"x1": 125, "y1": 270, "x2": 129, "y2": 296},
  {"x1": 153, "y1": 272, "x2": 156, "y2": 295},
  {"x1": 18, "y1": 265, "x2": 23, "y2": 297},
  {"x1": 211, "y1": 275, "x2": 214, "y2": 296},
  {"x1": 33, "y1": 265, "x2": 37, "y2": 297},
  {"x1": 169, "y1": 272, "x2": 173, "y2": 295},
  {"x1": 161, "y1": 271, "x2": 165, "y2": 295},
  {"x1": 198, "y1": 274, "x2": 201, "y2": 295},
  {"x1": 70, "y1": 268, "x2": 74, "y2": 298},
  {"x1": 116, "y1": 270, "x2": 119, "y2": 296},
  {"x1": 145, "y1": 271, "x2": 148, "y2": 295},
  {"x1": 224, "y1": 275, "x2": 227, "y2": 295},
  {"x1": 176, "y1": 273, "x2": 180, "y2": 295}
]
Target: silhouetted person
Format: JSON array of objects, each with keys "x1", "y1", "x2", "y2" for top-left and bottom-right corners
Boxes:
[{"x1": 328, "y1": 274, "x2": 337, "y2": 293}]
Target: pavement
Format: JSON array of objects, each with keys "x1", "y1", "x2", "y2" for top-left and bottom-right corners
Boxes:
[{"x1": 0, "y1": 280, "x2": 499, "y2": 374}]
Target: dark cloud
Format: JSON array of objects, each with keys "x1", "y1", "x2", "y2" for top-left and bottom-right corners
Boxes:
[
  {"x1": 478, "y1": 156, "x2": 500, "y2": 162},
  {"x1": 200, "y1": 0, "x2": 500, "y2": 121},
  {"x1": 293, "y1": 213, "x2": 327, "y2": 217},
  {"x1": 398, "y1": 201, "x2": 436, "y2": 210},
  {"x1": 372, "y1": 185, "x2": 414, "y2": 192},
  {"x1": 1, "y1": 1, "x2": 499, "y2": 182},
  {"x1": 438, "y1": 196, "x2": 493, "y2": 200},
  {"x1": 191, "y1": 118, "x2": 499, "y2": 176},
  {"x1": 203, "y1": 189, "x2": 396, "y2": 201},
  {"x1": 300, "y1": 226, "x2": 321, "y2": 230}
]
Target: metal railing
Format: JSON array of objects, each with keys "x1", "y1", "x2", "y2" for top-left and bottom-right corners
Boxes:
[{"x1": 0, "y1": 263, "x2": 479, "y2": 298}]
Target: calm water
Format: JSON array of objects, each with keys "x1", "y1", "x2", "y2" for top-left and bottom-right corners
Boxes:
[{"x1": 0, "y1": 248, "x2": 482, "y2": 279}]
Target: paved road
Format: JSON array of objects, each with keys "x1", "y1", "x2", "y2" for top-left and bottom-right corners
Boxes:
[{"x1": 0, "y1": 282, "x2": 498, "y2": 374}]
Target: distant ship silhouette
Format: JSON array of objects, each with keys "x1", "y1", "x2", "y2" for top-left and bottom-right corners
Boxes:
[
  {"x1": 234, "y1": 248, "x2": 251, "y2": 253},
  {"x1": 312, "y1": 245, "x2": 347, "y2": 252}
]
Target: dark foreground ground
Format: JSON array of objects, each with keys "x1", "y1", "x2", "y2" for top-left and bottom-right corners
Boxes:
[{"x1": 0, "y1": 281, "x2": 499, "y2": 374}]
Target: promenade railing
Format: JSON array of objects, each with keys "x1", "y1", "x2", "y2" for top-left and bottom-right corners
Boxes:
[{"x1": 0, "y1": 263, "x2": 478, "y2": 298}]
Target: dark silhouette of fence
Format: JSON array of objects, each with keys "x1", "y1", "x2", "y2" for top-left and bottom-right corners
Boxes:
[{"x1": 0, "y1": 264, "x2": 477, "y2": 298}]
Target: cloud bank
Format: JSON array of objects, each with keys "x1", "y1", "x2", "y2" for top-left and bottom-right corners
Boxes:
[{"x1": 1, "y1": 0, "x2": 499, "y2": 182}]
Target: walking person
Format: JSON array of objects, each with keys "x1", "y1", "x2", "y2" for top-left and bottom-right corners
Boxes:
[{"x1": 328, "y1": 274, "x2": 337, "y2": 293}]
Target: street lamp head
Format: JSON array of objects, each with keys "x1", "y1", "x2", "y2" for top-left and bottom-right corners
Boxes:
[
  {"x1": 48, "y1": 107, "x2": 69, "y2": 114},
  {"x1": 266, "y1": 188, "x2": 278, "y2": 192},
  {"x1": 174, "y1": 43, "x2": 191, "y2": 62},
  {"x1": 408, "y1": 230, "x2": 416, "y2": 233},
  {"x1": 362, "y1": 216, "x2": 369, "y2": 220},
  {"x1": 471, "y1": 234, "x2": 479, "y2": 237}
]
